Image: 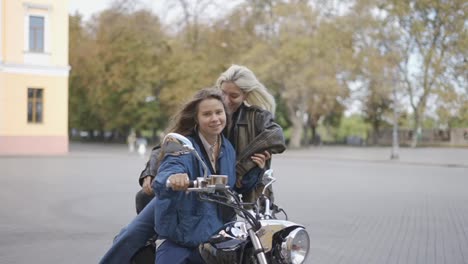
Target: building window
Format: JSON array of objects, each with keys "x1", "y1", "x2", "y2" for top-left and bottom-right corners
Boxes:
[
  {"x1": 29, "y1": 16, "x2": 44, "y2": 52},
  {"x1": 28, "y1": 88, "x2": 44, "y2": 123}
]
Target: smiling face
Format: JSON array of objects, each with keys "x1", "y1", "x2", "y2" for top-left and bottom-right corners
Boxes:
[
  {"x1": 220, "y1": 81, "x2": 247, "y2": 114},
  {"x1": 196, "y1": 98, "x2": 227, "y2": 140}
]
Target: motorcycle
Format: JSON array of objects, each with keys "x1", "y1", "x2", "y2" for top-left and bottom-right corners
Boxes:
[{"x1": 131, "y1": 133, "x2": 310, "y2": 264}]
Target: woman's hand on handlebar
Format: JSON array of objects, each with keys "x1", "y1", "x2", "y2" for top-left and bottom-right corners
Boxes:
[{"x1": 168, "y1": 173, "x2": 190, "y2": 191}]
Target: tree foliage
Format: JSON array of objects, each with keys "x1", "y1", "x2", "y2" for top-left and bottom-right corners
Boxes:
[
  {"x1": 378, "y1": 0, "x2": 467, "y2": 146},
  {"x1": 70, "y1": 5, "x2": 172, "y2": 137},
  {"x1": 69, "y1": 0, "x2": 467, "y2": 146}
]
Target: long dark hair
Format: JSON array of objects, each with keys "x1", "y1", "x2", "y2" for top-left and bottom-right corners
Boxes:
[{"x1": 165, "y1": 87, "x2": 230, "y2": 136}]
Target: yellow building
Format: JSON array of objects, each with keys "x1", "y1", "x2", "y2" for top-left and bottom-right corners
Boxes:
[{"x1": 0, "y1": 0, "x2": 69, "y2": 155}]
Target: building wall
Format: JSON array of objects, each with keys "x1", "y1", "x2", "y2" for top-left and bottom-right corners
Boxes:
[
  {"x1": 3, "y1": 0, "x2": 68, "y2": 66},
  {"x1": 0, "y1": 0, "x2": 69, "y2": 155},
  {"x1": 368, "y1": 128, "x2": 468, "y2": 147},
  {"x1": 0, "y1": 0, "x2": 3, "y2": 63},
  {"x1": 2, "y1": 73, "x2": 68, "y2": 134},
  {"x1": 450, "y1": 128, "x2": 468, "y2": 147}
]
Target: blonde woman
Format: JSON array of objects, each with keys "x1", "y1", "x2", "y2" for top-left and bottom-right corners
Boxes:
[{"x1": 216, "y1": 64, "x2": 286, "y2": 203}]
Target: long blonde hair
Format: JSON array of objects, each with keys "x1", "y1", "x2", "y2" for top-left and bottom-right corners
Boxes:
[{"x1": 216, "y1": 65, "x2": 276, "y2": 115}]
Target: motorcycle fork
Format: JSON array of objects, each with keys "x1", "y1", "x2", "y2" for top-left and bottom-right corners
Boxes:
[{"x1": 248, "y1": 229, "x2": 268, "y2": 264}]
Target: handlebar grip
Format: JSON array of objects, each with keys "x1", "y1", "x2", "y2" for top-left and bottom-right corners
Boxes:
[
  {"x1": 166, "y1": 179, "x2": 170, "y2": 188},
  {"x1": 166, "y1": 179, "x2": 195, "y2": 189}
]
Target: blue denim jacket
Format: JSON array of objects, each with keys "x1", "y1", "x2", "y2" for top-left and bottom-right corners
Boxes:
[{"x1": 152, "y1": 134, "x2": 236, "y2": 247}]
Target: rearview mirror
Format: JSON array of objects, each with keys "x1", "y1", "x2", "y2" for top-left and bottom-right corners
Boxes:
[
  {"x1": 161, "y1": 133, "x2": 208, "y2": 179},
  {"x1": 161, "y1": 133, "x2": 194, "y2": 156}
]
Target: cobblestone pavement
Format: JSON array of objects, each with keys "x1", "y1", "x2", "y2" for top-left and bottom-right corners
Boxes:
[
  {"x1": 274, "y1": 146, "x2": 468, "y2": 264},
  {"x1": 0, "y1": 143, "x2": 467, "y2": 264}
]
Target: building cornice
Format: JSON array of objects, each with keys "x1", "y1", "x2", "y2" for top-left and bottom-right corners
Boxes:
[
  {"x1": 23, "y1": 2, "x2": 53, "y2": 11},
  {"x1": 0, "y1": 63, "x2": 71, "y2": 77}
]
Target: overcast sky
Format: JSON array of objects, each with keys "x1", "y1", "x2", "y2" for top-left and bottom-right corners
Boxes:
[
  {"x1": 68, "y1": 0, "x2": 243, "y2": 23},
  {"x1": 68, "y1": 0, "x2": 176, "y2": 22},
  {"x1": 68, "y1": 0, "x2": 113, "y2": 20}
]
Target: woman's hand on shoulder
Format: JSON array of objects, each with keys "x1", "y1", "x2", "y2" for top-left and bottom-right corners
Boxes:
[{"x1": 251, "y1": 151, "x2": 270, "y2": 169}]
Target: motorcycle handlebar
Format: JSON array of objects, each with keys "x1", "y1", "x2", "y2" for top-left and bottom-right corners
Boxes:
[
  {"x1": 165, "y1": 178, "x2": 263, "y2": 231},
  {"x1": 165, "y1": 178, "x2": 228, "y2": 193}
]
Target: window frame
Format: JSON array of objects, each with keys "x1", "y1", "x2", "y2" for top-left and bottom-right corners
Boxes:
[
  {"x1": 28, "y1": 15, "x2": 45, "y2": 53},
  {"x1": 23, "y1": 3, "x2": 51, "y2": 55},
  {"x1": 27, "y1": 88, "x2": 44, "y2": 124}
]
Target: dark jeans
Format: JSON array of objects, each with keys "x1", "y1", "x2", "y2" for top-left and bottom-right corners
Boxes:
[
  {"x1": 100, "y1": 198, "x2": 204, "y2": 264},
  {"x1": 156, "y1": 240, "x2": 204, "y2": 264},
  {"x1": 100, "y1": 198, "x2": 157, "y2": 264},
  {"x1": 135, "y1": 189, "x2": 155, "y2": 214}
]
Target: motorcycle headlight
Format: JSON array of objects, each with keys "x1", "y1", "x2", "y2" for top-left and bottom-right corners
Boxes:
[{"x1": 280, "y1": 228, "x2": 310, "y2": 264}]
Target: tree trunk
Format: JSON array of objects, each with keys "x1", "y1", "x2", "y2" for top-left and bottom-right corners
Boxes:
[
  {"x1": 311, "y1": 124, "x2": 317, "y2": 145},
  {"x1": 411, "y1": 111, "x2": 420, "y2": 148},
  {"x1": 289, "y1": 116, "x2": 303, "y2": 148},
  {"x1": 372, "y1": 122, "x2": 379, "y2": 145},
  {"x1": 302, "y1": 115, "x2": 310, "y2": 146},
  {"x1": 309, "y1": 114, "x2": 320, "y2": 145},
  {"x1": 286, "y1": 101, "x2": 304, "y2": 149}
]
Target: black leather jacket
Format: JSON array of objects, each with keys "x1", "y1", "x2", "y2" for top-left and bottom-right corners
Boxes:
[
  {"x1": 138, "y1": 145, "x2": 162, "y2": 186},
  {"x1": 226, "y1": 103, "x2": 286, "y2": 181},
  {"x1": 138, "y1": 103, "x2": 286, "y2": 187}
]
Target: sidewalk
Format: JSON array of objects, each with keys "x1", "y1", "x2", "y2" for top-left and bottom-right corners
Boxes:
[
  {"x1": 283, "y1": 146, "x2": 468, "y2": 168},
  {"x1": 67, "y1": 142, "x2": 468, "y2": 167}
]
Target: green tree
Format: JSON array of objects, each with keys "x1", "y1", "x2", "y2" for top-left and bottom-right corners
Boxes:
[
  {"x1": 237, "y1": 1, "x2": 353, "y2": 148},
  {"x1": 336, "y1": 114, "x2": 370, "y2": 142},
  {"x1": 381, "y1": 0, "x2": 467, "y2": 147},
  {"x1": 69, "y1": 13, "x2": 103, "y2": 134},
  {"x1": 69, "y1": 3, "x2": 172, "y2": 138}
]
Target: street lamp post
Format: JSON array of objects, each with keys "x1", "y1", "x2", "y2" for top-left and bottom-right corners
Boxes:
[{"x1": 391, "y1": 75, "x2": 399, "y2": 160}]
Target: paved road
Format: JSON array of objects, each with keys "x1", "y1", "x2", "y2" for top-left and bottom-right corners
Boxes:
[{"x1": 0, "y1": 144, "x2": 467, "y2": 264}]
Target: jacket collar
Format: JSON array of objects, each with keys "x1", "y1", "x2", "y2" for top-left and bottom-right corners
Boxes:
[
  {"x1": 191, "y1": 129, "x2": 227, "y2": 175},
  {"x1": 233, "y1": 103, "x2": 249, "y2": 125}
]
